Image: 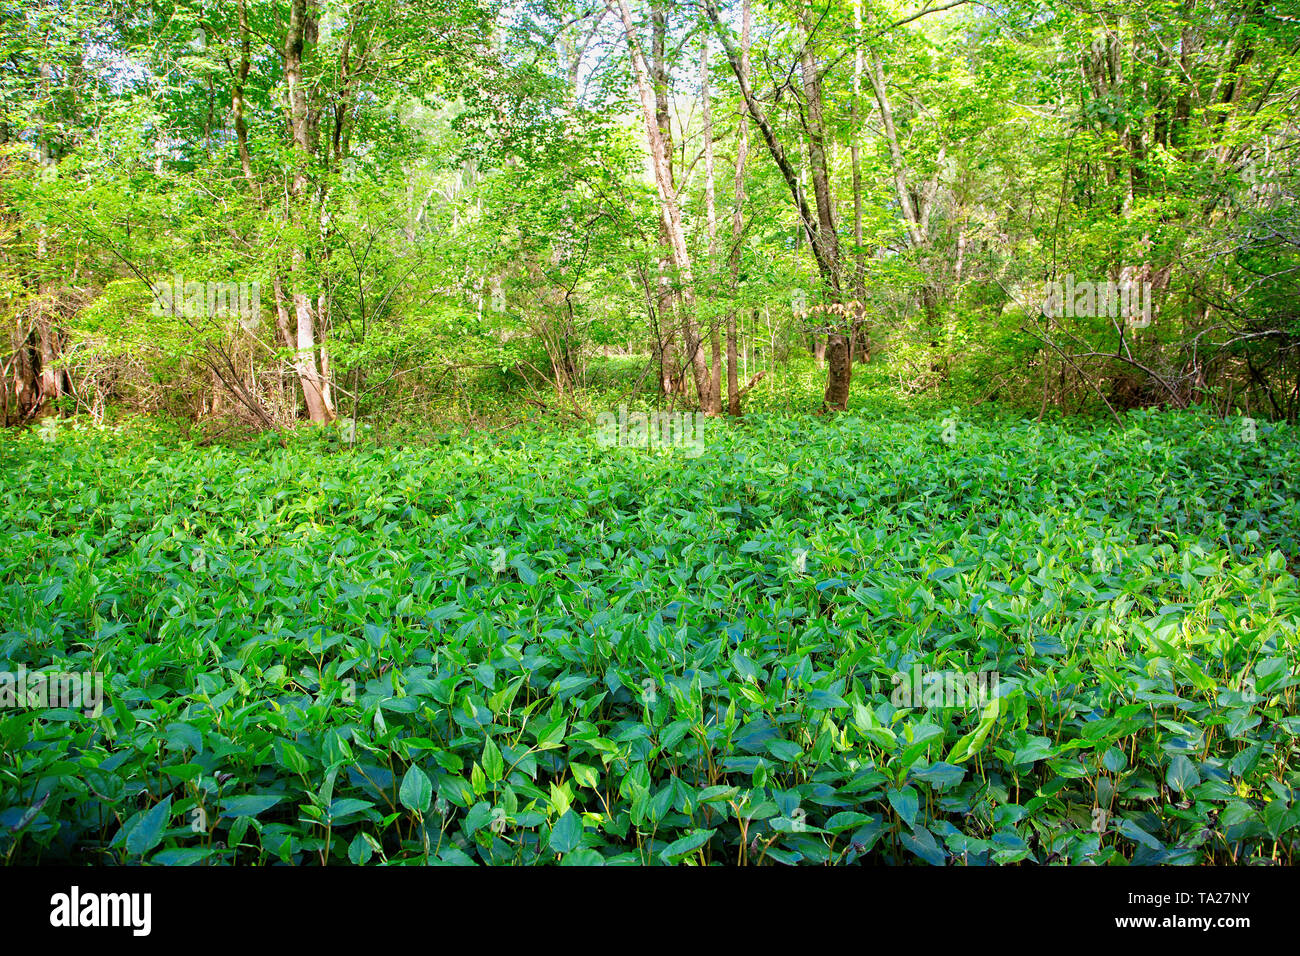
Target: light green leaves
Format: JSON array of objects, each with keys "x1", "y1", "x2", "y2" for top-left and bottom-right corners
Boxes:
[
  {"x1": 535, "y1": 715, "x2": 567, "y2": 750},
  {"x1": 948, "y1": 694, "x2": 1001, "y2": 765},
  {"x1": 4, "y1": 410, "x2": 1298, "y2": 868},
  {"x1": 482, "y1": 737, "x2": 504, "y2": 782},
  {"x1": 659, "y1": 828, "x2": 716, "y2": 864}
]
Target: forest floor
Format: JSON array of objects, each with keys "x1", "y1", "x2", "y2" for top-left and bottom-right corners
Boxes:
[{"x1": 1, "y1": 406, "x2": 1297, "y2": 863}]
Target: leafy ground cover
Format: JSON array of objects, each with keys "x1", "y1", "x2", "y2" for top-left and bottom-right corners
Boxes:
[{"x1": 1, "y1": 409, "x2": 1298, "y2": 865}]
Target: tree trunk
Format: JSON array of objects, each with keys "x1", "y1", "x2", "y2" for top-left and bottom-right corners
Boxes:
[
  {"x1": 849, "y1": 0, "x2": 869, "y2": 366},
  {"x1": 651, "y1": 3, "x2": 682, "y2": 400},
  {"x1": 702, "y1": 35, "x2": 722, "y2": 413},
  {"x1": 233, "y1": 0, "x2": 256, "y2": 190},
  {"x1": 798, "y1": 4, "x2": 849, "y2": 410},
  {"x1": 707, "y1": 0, "x2": 849, "y2": 410},
  {"x1": 282, "y1": 0, "x2": 334, "y2": 423},
  {"x1": 725, "y1": 0, "x2": 752, "y2": 417},
  {"x1": 611, "y1": 0, "x2": 716, "y2": 414}
]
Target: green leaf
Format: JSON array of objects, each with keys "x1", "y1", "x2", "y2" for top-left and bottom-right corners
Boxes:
[
  {"x1": 536, "y1": 715, "x2": 567, "y2": 750},
  {"x1": 659, "y1": 828, "x2": 716, "y2": 864},
  {"x1": 126, "y1": 795, "x2": 172, "y2": 856},
  {"x1": 570, "y1": 762, "x2": 600, "y2": 789},
  {"x1": 548, "y1": 809, "x2": 583, "y2": 855},
  {"x1": 399, "y1": 765, "x2": 433, "y2": 814},
  {"x1": 887, "y1": 786, "x2": 919, "y2": 828},
  {"x1": 348, "y1": 833, "x2": 373, "y2": 864},
  {"x1": 219, "y1": 794, "x2": 283, "y2": 818},
  {"x1": 152, "y1": 846, "x2": 215, "y2": 865},
  {"x1": 1166, "y1": 755, "x2": 1200, "y2": 793},
  {"x1": 482, "y1": 737, "x2": 504, "y2": 782},
  {"x1": 900, "y1": 825, "x2": 947, "y2": 865}
]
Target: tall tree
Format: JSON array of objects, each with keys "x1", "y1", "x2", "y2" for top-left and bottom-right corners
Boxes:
[
  {"x1": 706, "y1": 0, "x2": 851, "y2": 410},
  {"x1": 610, "y1": 0, "x2": 719, "y2": 414},
  {"x1": 725, "y1": 0, "x2": 752, "y2": 416}
]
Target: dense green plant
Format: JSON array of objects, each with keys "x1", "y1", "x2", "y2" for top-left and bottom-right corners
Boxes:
[{"x1": 1, "y1": 409, "x2": 1296, "y2": 864}]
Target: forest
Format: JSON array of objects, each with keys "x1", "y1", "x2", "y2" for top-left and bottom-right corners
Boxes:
[{"x1": 0, "y1": 0, "x2": 1298, "y2": 869}]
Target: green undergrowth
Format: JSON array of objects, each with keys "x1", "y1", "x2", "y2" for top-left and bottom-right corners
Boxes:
[{"x1": 0, "y1": 408, "x2": 1297, "y2": 864}]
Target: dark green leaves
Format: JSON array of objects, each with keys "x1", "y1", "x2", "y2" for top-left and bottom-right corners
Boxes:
[
  {"x1": 219, "y1": 795, "x2": 283, "y2": 819},
  {"x1": 548, "y1": 810, "x2": 583, "y2": 855},
  {"x1": 125, "y1": 796, "x2": 172, "y2": 857},
  {"x1": 888, "y1": 787, "x2": 920, "y2": 828},
  {"x1": 1165, "y1": 756, "x2": 1200, "y2": 794},
  {"x1": 399, "y1": 766, "x2": 433, "y2": 815}
]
